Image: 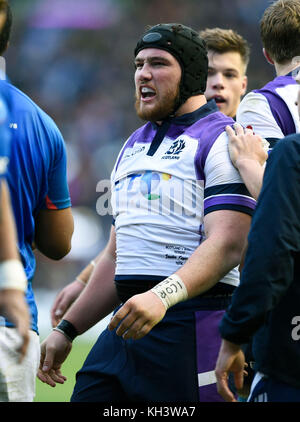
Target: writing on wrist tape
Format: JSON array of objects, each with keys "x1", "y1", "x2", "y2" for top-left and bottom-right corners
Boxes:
[
  {"x1": 151, "y1": 274, "x2": 188, "y2": 310},
  {"x1": 0, "y1": 259, "x2": 27, "y2": 292},
  {"x1": 53, "y1": 319, "x2": 79, "y2": 342}
]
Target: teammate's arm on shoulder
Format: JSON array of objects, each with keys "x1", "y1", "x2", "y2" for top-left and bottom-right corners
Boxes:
[{"x1": 34, "y1": 207, "x2": 74, "y2": 260}]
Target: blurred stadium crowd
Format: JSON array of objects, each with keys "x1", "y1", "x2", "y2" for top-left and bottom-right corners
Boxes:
[{"x1": 6, "y1": 0, "x2": 272, "y2": 293}]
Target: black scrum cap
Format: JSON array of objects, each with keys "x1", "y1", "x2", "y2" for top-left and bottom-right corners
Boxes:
[{"x1": 135, "y1": 23, "x2": 208, "y2": 110}]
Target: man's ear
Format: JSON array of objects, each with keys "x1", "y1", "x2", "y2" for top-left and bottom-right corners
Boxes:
[
  {"x1": 241, "y1": 75, "x2": 248, "y2": 96},
  {"x1": 263, "y1": 48, "x2": 274, "y2": 65}
]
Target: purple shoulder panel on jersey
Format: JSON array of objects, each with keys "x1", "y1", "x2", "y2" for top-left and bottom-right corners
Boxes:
[
  {"x1": 115, "y1": 123, "x2": 155, "y2": 171},
  {"x1": 254, "y1": 76, "x2": 297, "y2": 136},
  {"x1": 185, "y1": 110, "x2": 256, "y2": 216},
  {"x1": 188, "y1": 111, "x2": 234, "y2": 182}
]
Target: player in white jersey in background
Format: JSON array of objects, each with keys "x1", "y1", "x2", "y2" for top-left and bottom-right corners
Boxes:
[
  {"x1": 38, "y1": 23, "x2": 257, "y2": 402},
  {"x1": 230, "y1": 0, "x2": 300, "y2": 199}
]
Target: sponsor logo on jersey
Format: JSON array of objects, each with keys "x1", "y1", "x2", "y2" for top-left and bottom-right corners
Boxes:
[
  {"x1": 162, "y1": 139, "x2": 185, "y2": 160},
  {"x1": 96, "y1": 173, "x2": 203, "y2": 218},
  {"x1": 139, "y1": 171, "x2": 171, "y2": 200}
]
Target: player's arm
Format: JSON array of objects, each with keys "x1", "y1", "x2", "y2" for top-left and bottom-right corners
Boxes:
[
  {"x1": 62, "y1": 225, "x2": 119, "y2": 332},
  {"x1": 176, "y1": 209, "x2": 250, "y2": 296},
  {"x1": 235, "y1": 92, "x2": 281, "y2": 199},
  {"x1": 38, "y1": 225, "x2": 119, "y2": 387},
  {"x1": 34, "y1": 125, "x2": 74, "y2": 260},
  {"x1": 227, "y1": 124, "x2": 268, "y2": 200},
  {"x1": 0, "y1": 180, "x2": 30, "y2": 360},
  {"x1": 108, "y1": 208, "x2": 251, "y2": 340},
  {"x1": 50, "y1": 252, "x2": 102, "y2": 327},
  {"x1": 34, "y1": 207, "x2": 74, "y2": 260}
]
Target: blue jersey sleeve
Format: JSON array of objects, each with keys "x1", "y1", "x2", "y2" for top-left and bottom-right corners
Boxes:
[{"x1": 41, "y1": 127, "x2": 71, "y2": 210}]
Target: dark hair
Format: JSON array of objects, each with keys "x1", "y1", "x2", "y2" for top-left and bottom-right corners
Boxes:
[{"x1": 0, "y1": 0, "x2": 12, "y2": 55}]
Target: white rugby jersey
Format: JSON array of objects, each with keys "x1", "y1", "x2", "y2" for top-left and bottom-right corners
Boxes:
[
  {"x1": 237, "y1": 72, "x2": 300, "y2": 144},
  {"x1": 111, "y1": 100, "x2": 256, "y2": 287}
]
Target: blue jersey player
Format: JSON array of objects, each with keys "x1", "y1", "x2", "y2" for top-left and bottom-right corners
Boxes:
[
  {"x1": 0, "y1": 80, "x2": 30, "y2": 362},
  {"x1": 0, "y1": 1, "x2": 74, "y2": 402}
]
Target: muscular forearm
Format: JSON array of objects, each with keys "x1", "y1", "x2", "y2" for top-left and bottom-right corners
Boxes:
[
  {"x1": 63, "y1": 251, "x2": 119, "y2": 334},
  {"x1": 176, "y1": 233, "x2": 245, "y2": 298}
]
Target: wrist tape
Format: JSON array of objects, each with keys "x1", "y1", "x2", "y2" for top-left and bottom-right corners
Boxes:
[
  {"x1": 75, "y1": 277, "x2": 87, "y2": 286},
  {"x1": 0, "y1": 259, "x2": 27, "y2": 291},
  {"x1": 53, "y1": 319, "x2": 79, "y2": 342},
  {"x1": 151, "y1": 274, "x2": 188, "y2": 310}
]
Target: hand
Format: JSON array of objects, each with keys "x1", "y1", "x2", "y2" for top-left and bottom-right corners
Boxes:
[
  {"x1": 50, "y1": 280, "x2": 85, "y2": 327},
  {"x1": 37, "y1": 330, "x2": 72, "y2": 387},
  {"x1": 0, "y1": 289, "x2": 30, "y2": 362},
  {"x1": 108, "y1": 290, "x2": 167, "y2": 340},
  {"x1": 227, "y1": 124, "x2": 268, "y2": 168},
  {"x1": 215, "y1": 339, "x2": 246, "y2": 402}
]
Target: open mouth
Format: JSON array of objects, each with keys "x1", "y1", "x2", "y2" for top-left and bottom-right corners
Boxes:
[
  {"x1": 213, "y1": 95, "x2": 226, "y2": 105},
  {"x1": 140, "y1": 86, "x2": 156, "y2": 100}
]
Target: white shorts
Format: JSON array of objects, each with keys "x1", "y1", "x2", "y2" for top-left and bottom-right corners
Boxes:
[{"x1": 0, "y1": 327, "x2": 40, "y2": 402}]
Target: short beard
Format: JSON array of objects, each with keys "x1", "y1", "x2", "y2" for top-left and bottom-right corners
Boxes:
[{"x1": 135, "y1": 86, "x2": 180, "y2": 122}]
